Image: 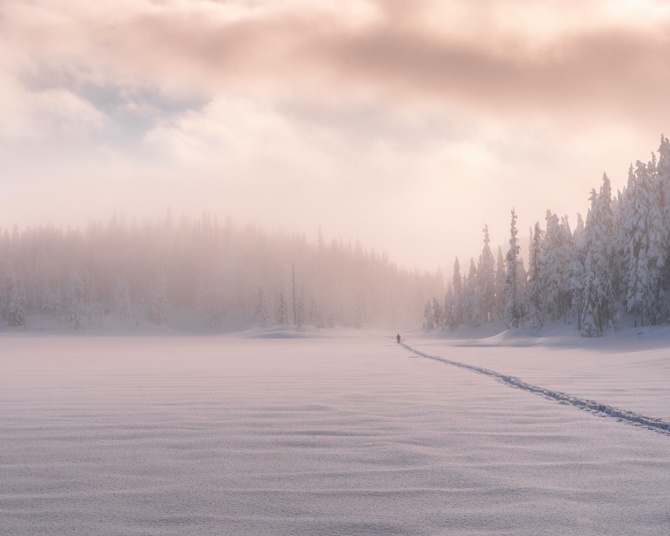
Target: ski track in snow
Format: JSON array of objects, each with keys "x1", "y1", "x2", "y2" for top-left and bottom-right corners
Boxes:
[{"x1": 401, "y1": 342, "x2": 670, "y2": 436}]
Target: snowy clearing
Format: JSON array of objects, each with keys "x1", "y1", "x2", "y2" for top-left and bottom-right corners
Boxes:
[{"x1": 1, "y1": 330, "x2": 669, "y2": 535}]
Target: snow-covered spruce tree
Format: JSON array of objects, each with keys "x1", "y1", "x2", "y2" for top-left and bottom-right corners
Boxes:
[
  {"x1": 476, "y1": 225, "x2": 496, "y2": 324},
  {"x1": 641, "y1": 154, "x2": 666, "y2": 324},
  {"x1": 581, "y1": 190, "x2": 603, "y2": 336},
  {"x1": 114, "y1": 275, "x2": 131, "y2": 320},
  {"x1": 4, "y1": 272, "x2": 26, "y2": 327},
  {"x1": 541, "y1": 212, "x2": 575, "y2": 321},
  {"x1": 613, "y1": 165, "x2": 635, "y2": 323},
  {"x1": 294, "y1": 291, "x2": 304, "y2": 327},
  {"x1": 598, "y1": 173, "x2": 618, "y2": 325},
  {"x1": 449, "y1": 257, "x2": 463, "y2": 328},
  {"x1": 623, "y1": 162, "x2": 646, "y2": 326},
  {"x1": 504, "y1": 209, "x2": 523, "y2": 329},
  {"x1": 580, "y1": 276, "x2": 601, "y2": 337},
  {"x1": 33, "y1": 262, "x2": 58, "y2": 316},
  {"x1": 580, "y1": 175, "x2": 617, "y2": 336},
  {"x1": 657, "y1": 135, "x2": 670, "y2": 297},
  {"x1": 623, "y1": 160, "x2": 666, "y2": 326},
  {"x1": 517, "y1": 257, "x2": 528, "y2": 321},
  {"x1": 424, "y1": 299, "x2": 435, "y2": 329},
  {"x1": 291, "y1": 264, "x2": 298, "y2": 325},
  {"x1": 494, "y1": 247, "x2": 506, "y2": 321},
  {"x1": 150, "y1": 275, "x2": 169, "y2": 326},
  {"x1": 431, "y1": 297, "x2": 444, "y2": 329},
  {"x1": 67, "y1": 270, "x2": 86, "y2": 329},
  {"x1": 87, "y1": 281, "x2": 104, "y2": 326},
  {"x1": 444, "y1": 285, "x2": 455, "y2": 330},
  {"x1": 254, "y1": 287, "x2": 269, "y2": 327},
  {"x1": 560, "y1": 216, "x2": 578, "y2": 314},
  {"x1": 275, "y1": 292, "x2": 288, "y2": 325},
  {"x1": 526, "y1": 222, "x2": 544, "y2": 333},
  {"x1": 569, "y1": 213, "x2": 586, "y2": 329},
  {"x1": 41, "y1": 283, "x2": 60, "y2": 315},
  {"x1": 541, "y1": 212, "x2": 560, "y2": 321},
  {"x1": 463, "y1": 258, "x2": 480, "y2": 327}
]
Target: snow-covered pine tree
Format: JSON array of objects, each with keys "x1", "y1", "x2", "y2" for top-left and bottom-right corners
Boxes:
[
  {"x1": 444, "y1": 285, "x2": 455, "y2": 330},
  {"x1": 541, "y1": 212, "x2": 574, "y2": 321},
  {"x1": 657, "y1": 135, "x2": 670, "y2": 298},
  {"x1": 276, "y1": 292, "x2": 288, "y2": 325},
  {"x1": 560, "y1": 216, "x2": 577, "y2": 318},
  {"x1": 624, "y1": 160, "x2": 665, "y2": 326},
  {"x1": 431, "y1": 297, "x2": 444, "y2": 329},
  {"x1": 87, "y1": 280, "x2": 104, "y2": 326},
  {"x1": 615, "y1": 166, "x2": 635, "y2": 307},
  {"x1": 494, "y1": 247, "x2": 506, "y2": 321},
  {"x1": 476, "y1": 225, "x2": 496, "y2": 323},
  {"x1": 517, "y1": 256, "x2": 528, "y2": 323},
  {"x1": 527, "y1": 222, "x2": 544, "y2": 333},
  {"x1": 624, "y1": 165, "x2": 645, "y2": 326},
  {"x1": 424, "y1": 299, "x2": 435, "y2": 329},
  {"x1": 295, "y1": 291, "x2": 304, "y2": 327},
  {"x1": 644, "y1": 153, "x2": 666, "y2": 324},
  {"x1": 580, "y1": 175, "x2": 617, "y2": 336},
  {"x1": 581, "y1": 190, "x2": 603, "y2": 336},
  {"x1": 114, "y1": 275, "x2": 131, "y2": 320},
  {"x1": 34, "y1": 261, "x2": 59, "y2": 316},
  {"x1": 150, "y1": 274, "x2": 169, "y2": 325},
  {"x1": 570, "y1": 214, "x2": 586, "y2": 330},
  {"x1": 4, "y1": 272, "x2": 26, "y2": 327},
  {"x1": 67, "y1": 270, "x2": 86, "y2": 329},
  {"x1": 41, "y1": 283, "x2": 60, "y2": 315},
  {"x1": 292, "y1": 264, "x2": 298, "y2": 325},
  {"x1": 597, "y1": 173, "x2": 618, "y2": 326},
  {"x1": 463, "y1": 258, "x2": 479, "y2": 327},
  {"x1": 504, "y1": 209, "x2": 522, "y2": 329},
  {"x1": 580, "y1": 276, "x2": 601, "y2": 337},
  {"x1": 254, "y1": 287, "x2": 269, "y2": 327},
  {"x1": 451, "y1": 257, "x2": 463, "y2": 328}
]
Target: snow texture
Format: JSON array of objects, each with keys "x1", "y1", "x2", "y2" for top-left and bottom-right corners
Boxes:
[
  {"x1": 401, "y1": 341, "x2": 670, "y2": 435},
  {"x1": 2, "y1": 331, "x2": 670, "y2": 535}
]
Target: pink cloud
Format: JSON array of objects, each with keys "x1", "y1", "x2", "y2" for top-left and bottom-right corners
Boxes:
[{"x1": 2, "y1": 0, "x2": 668, "y2": 130}]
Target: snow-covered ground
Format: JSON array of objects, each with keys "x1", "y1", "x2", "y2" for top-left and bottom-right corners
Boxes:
[{"x1": 2, "y1": 328, "x2": 669, "y2": 535}]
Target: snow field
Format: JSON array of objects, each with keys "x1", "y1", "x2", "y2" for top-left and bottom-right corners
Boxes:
[
  {"x1": 401, "y1": 341, "x2": 670, "y2": 434},
  {"x1": 1, "y1": 333, "x2": 669, "y2": 535}
]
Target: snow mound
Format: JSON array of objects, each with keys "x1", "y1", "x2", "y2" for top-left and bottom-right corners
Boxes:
[{"x1": 240, "y1": 326, "x2": 328, "y2": 339}]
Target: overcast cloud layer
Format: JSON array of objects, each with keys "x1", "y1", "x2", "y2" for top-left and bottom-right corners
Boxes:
[{"x1": 2, "y1": 0, "x2": 670, "y2": 269}]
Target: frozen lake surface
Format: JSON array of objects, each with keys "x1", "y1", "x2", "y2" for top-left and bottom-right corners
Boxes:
[{"x1": 2, "y1": 331, "x2": 670, "y2": 535}]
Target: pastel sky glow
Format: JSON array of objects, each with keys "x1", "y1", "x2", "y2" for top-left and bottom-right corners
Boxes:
[{"x1": 3, "y1": 0, "x2": 670, "y2": 270}]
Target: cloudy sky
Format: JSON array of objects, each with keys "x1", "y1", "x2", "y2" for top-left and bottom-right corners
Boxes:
[{"x1": 2, "y1": 0, "x2": 670, "y2": 270}]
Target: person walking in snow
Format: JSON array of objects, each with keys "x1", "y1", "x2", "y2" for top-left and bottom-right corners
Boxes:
[{"x1": 396, "y1": 334, "x2": 401, "y2": 343}]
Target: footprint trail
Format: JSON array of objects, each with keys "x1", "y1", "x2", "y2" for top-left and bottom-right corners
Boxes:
[{"x1": 401, "y1": 342, "x2": 670, "y2": 436}]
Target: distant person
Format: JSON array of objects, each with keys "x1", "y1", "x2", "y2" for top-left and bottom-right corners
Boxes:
[{"x1": 396, "y1": 334, "x2": 401, "y2": 344}]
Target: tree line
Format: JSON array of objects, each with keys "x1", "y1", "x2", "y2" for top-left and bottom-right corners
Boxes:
[
  {"x1": 428, "y1": 135, "x2": 670, "y2": 337},
  {"x1": 0, "y1": 215, "x2": 443, "y2": 330}
]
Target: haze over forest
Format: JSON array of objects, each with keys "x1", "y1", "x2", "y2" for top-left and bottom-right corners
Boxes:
[
  {"x1": 2, "y1": 135, "x2": 670, "y2": 337},
  {"x1": 0, "y1": 216, "x2": 443, "y2": 331}
]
